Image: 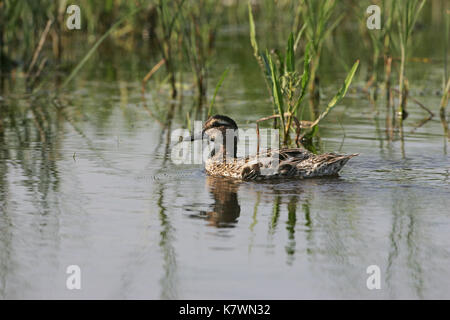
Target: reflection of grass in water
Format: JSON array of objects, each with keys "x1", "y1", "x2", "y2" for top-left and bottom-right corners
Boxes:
[
  {"x1": 248, "y1": 191, "x2": 261, "y2": 254},
  {"x1": 156, "y1": 185, "x2": 178, "y2": 299},
  {"x1": 0, "y1": 98, "x2": 64, "y2": 298},
  {"x1": 386, "y1": 193, "x2": 425, "y2": 299},
  {"x1": 0, "y1": 120, "x2": 12, "y2": 299},
  {"x1": 285, "y1": 196, "x2": 298, "y2": 264}
]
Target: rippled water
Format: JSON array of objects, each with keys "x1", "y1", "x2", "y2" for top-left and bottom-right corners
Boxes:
[{"x1": 1, "y1": 24, "x2": 450, "y2": 299}]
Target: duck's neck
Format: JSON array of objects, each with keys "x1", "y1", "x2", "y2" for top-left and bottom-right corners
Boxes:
[{"x1": 209, "y1": 136, "x2": 237, "y2": 162}]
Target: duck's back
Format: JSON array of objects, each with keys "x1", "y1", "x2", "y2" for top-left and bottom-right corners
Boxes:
[{"x1": 205, "y1": 148, "x2": 358, "y2": 180}]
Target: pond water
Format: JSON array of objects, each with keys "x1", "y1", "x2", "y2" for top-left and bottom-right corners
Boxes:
[{"x1": 0, "y1": 23, "x2": 449, "y2": 299}]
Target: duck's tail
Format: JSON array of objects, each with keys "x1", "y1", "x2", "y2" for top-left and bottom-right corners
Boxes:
[
  {"x1": 318, "y1": 153, "x2": 359, "y2": 176},
  {"x1": 295, "y1": 153, "x2": 358, "y2": 177}
]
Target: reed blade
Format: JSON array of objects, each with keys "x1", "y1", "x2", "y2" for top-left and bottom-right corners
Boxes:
[
  {"x1": 309, "y1": 59, "x2": 359, "y2": 129},
  {"x1": 286, "y1": 32, "x2": 295, "y2": 73},
  {"x1": 208, "y1": 68, "x2": 230, "y2": 117},
  {"x1": 267, "y1": 52, "x2": 285, "y2": 131},
  {"x1": 248, "y1": 1, "x2": 258, "y2": 57},
  {"x1": 61, "y1": 7, "x2": 141, "y2": 89},
  {"x1": 293, "y1": 42, "x2": 312, "y2": 115}
]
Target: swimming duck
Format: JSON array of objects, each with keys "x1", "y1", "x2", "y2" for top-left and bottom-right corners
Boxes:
[{"x1": 189, "y1": 115, "x2": 358, "y2": 180}]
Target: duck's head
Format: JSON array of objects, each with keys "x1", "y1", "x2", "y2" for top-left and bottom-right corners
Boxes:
[
  {"x1": 202, "y1": 115, "x2": 238, "y2": 140},
  {"x1": 189, "y1": 115, "x2": 238, "y2": 159}
]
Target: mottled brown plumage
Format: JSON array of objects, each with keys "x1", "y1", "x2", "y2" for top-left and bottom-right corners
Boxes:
[{"x1": 196, "y1": 115, "x2": 358, "y2": 181}]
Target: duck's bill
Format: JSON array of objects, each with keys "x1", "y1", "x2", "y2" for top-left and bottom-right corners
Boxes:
[{"x1": 181, "y1": 131, "x2": 204, "y2": 142}]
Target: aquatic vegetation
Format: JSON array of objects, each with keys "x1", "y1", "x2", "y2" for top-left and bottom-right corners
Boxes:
[
  {"x1": 441, "y1": 2, "x2": 449, "y2": 119},
  {"x1": 0, "y1": 0, "x2": 448, "y2": 149},
  {"x1": 208, "y1": 68, "x2": 229, "y2": 117},
  {"x1": 248, "y1": 3, "x2": 359, "y2": 147},
  {"x1": 395, "y1": 0, "x2": 427, "y2": 121},
  {"x1": 2, "y1": 1, "x2": 450, "y2": 301},
  {"x1": 298, "y1": 0, "x2": 343, "y2": 99},
  {"x1": 357, "y1": 0, "x2": 439, "y2": 138},
  {"x1": 441, "y1": 78, "x2": 450, "y2": 117},
  {"x1": 249, "y1": 4, "x2": 309, "y2": 145},
  {"x1": 358, "y1": 0, "x2": 396, "y2": 94},
  {"x1": 61, "y1": 7, "x2": 142, "y2": 90},
  {"x1": 180, "y1": 0, "x2": 222, "y2": 104},
  {"x1": 153, "y1": 0, "x2": 186, "y2": 98}
]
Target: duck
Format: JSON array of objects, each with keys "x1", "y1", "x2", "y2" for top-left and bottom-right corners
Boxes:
[{"x1": 188, "y1": 115, "x2": 358, "y2": 181}]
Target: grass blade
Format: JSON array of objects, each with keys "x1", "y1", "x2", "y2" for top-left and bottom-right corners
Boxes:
[
  {"x1": 440, "y1": 77, "x2": 450, "y2": 114},
  {"x1": 61, "y1": 7, "x2": 141, "y2": 89},
  {"x1": 286, "y1": 32, "x2": 295, "y2": 73},
  {"x1": 293, "y1": 42, "x2": 312, "y2": 115},
  {"x1": 294, "y1": 24, "x2": 307, "y2": 51},
  {"x1": 309, "y1": 59, "x2": 359, "y2": 129},
  {"x1": 248, "y1": 1, "x2": 259, "y2": 57},
  {"x1": 208, "y1": 68, "x2": 229, "y2": 117},
  {"x1": 268, "y1": 52, "x2": 285, "y2": 131}
]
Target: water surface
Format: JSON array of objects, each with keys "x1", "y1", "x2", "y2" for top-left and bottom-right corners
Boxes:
[{"x1": 0, "y1": 22, "x2": 449, "y2": 299}]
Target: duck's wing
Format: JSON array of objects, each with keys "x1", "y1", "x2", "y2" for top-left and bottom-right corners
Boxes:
[
  {"x1": 237, "y1": 149, "x2": 358, "y2": 180},
  {"x1": 239, "y1": 148, "x2": 313, "y2": 179},
  {"x1": 289, "y1": 152, "x2": 359, "y2": 177},
  {"x1": 256, "y1": 150, "x2": 358, "y2": 178},
  {"x1": 247, "y1": 148, "x2": 313, "y2": 161},
  {"x1": 277, "y1": 148, "x2": 314, "y2": 161}
]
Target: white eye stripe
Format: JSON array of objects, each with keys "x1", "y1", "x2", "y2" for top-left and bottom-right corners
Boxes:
[{"x1": 213, "y1": 120, "x2": 231, "y2": 126}]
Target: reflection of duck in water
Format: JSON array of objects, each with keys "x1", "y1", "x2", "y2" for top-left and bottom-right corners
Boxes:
[
  {"x1": 188, "y1": 115, "x2": 358, "y2": 180},
  {"x1": 202, "y1": 176, "x2": 241, "y2": 227}
]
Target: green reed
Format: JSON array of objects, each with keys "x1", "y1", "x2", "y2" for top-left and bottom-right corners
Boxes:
[
  {"x1": 62, "y1": 7, "x2": 142, "y2": 89},
  {"x1": 249, "y1": 3, "x2": 359, "y2": 146},
  {"x1": 299, "y1": 0, "x2": 343, "y2": 98},
  {"x1": 396, "y1": 0, "x2": 426, "y2": 121},
  {"x1": 208, "y1": 68, "x2": 229, "y2": 117},
  {"x1": 441, "y1": 2, "x2": 449, "y2": 117},
  {"x1": 1, "y1": 0, "x2": 56, "y2": 68},
  {"x1": 180, "y1": 0, "x2": 222, "y2": 104},
  {"x1": 358, "y1": 0, "x2": 396, "y2": 92},
  {"x1": 0, "y1": 0, "x2": 445, "y2": 133},
  {"x1": 153, "y1": 0, "x2": 186, "y2": 98},
  {"x1": 441, "y1": 79, "x2": 450, "y2": 116}
]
